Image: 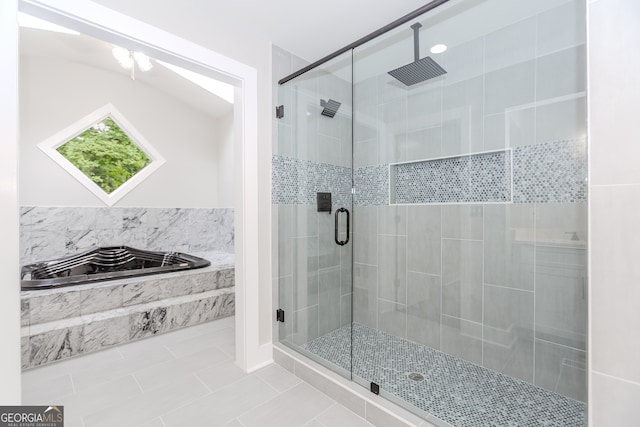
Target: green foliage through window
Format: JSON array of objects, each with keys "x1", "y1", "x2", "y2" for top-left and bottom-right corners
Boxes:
[{"x1": 57, "y1": 117, "x2": 151, "y2": 194}]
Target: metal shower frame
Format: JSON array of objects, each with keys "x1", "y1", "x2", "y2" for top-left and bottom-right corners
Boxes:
[{"x1": 277, "y1": 0, "x2": 449, "y2": 85}]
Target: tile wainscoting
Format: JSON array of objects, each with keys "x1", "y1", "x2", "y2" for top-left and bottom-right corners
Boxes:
[
  {"x1": 21, "y1": 254, "x2": 235, "y2": 369},
  {"x1": 19, "y1": 206, "x2": 234, "y2": 266}
]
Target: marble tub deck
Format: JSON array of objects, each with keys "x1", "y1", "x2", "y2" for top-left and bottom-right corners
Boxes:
[{"x1": 21, "y1": 252, "x2": 235, "y2": 369}]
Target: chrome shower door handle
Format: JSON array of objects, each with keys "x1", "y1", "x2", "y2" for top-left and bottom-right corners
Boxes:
[{"x1": 334, "y1": 207, "x2": 350, "y2": 246}]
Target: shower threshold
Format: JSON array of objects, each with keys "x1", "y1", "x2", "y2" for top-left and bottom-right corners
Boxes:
[{"x1": 302, "y1": 324, "x2": 586, "y2": 427}]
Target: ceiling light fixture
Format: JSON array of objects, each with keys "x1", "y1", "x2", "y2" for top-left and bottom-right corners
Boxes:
[
  {"x1": 430, "y1": 44, "x2": 447, "y2": 54},
  {"x1": 112, "y1": 46, "x2": 153, "y2": 80}
]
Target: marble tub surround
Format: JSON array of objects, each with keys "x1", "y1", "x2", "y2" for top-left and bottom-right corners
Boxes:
[
  {"x1": 22, "y1": 288, "x2": 235, "y2": 369},
  {"x1": 21, "y1": 254, "x2": 235, "y2": 369},
  {"x1": 20, "y1": 206, "x2": 234, "y2": 265},
  {"x1": 21, "y1": 255, "x2": 235, "y2": 326}
]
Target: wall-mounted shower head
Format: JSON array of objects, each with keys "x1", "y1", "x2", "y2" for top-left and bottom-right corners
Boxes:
[
  {"x1": 388, "y1": 23, "x2": 447, "y2": 86},
  {"x1": 320, "y1": 99, "x2": 341, "y2": 118}
]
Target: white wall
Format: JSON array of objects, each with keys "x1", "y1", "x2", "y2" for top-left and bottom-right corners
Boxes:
[
  {"x1": 20, "y1": 54, "x2": 233, "y2": 208},
  {"x1": 0, "y1": 0, "x2": 22, "y2": 403},
  {"x1": 215, "y1": 110, "x2": 235, "y2": 207},
  {"x1": 588, "y1": 0, "x2": 640, "y2": 424}
]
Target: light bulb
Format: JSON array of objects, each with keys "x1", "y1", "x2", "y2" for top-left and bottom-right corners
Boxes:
[
  {"x1": 112, "y1": 46, "x2": 133, "y2": 69},
  {"x1": 133, "y1": 52, "x2": 153, "y2": 72}
]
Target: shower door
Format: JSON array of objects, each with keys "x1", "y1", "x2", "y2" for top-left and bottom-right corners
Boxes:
[
  {"x1": 349, "y1": 0, "x2": 588, "y2": 425},
  {"x1": 274, "y1": 51, "x2": 354, "y2": 378}
]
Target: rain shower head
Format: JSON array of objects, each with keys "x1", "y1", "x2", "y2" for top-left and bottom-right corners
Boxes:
[
  {"x1": 388, "y1": 23, "x2": 447, "y2": 86},
  {"x1": 320, "y1": 99, "x2": 341, "y2": 118}
]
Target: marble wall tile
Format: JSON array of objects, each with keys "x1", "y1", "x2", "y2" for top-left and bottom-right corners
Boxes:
[
  {"x1": 67, "y1": 207, "x2": 97, "y2": 231},
  {"x1": 122, "y1": 282, "x2": 159, "y2": 307},
  {"x1": 21, "y1": 337, "x2": 30, "y2": 370},
  {"x1": 166, "y1": 301, "x2": 201, "y2": 329},
  {"x1": 80, "y1": 285, "x2": 123, "y2": 315},
  {"x1": 21, "y1": 299, "x2": 30, "y2": 327},
  {"x1": 156, "y1": 208, "x2": 190, "y2": 228},
  {"x1": 28, "y1": 229, "x2": 65, "y2": 264},
  {"x1": 129, "y1": 307, "x2": 169, "y2": 340},
  {"x1": 205, "y1": 208, "x2": 235, "y2": 253},
  {"x1": 30, "y1": 207, "x2": 67, "y2": 230},
  {"x1": 65, "y1": 229, "x2": 98, "y2": 252},
  {"x1": 29, "y1": 291, "x2": 81, "y2": 324},
  {"x1": 205, "y1": 292, "x2": 235, "y2": 322},
  {"x1": 30, "y1": 325, "x2": 84, "y2": 367},
  {"x1": 95, "y1": 207, "x2": 124, "y2": 230},
  {"x1": 20, "y1": 206, "x2": 35, "y2": 227},
  {"x1": 172, "y1": 298, "x2": 212, "y2": 329},
  {"x1": 122, "y1": 208, "x2": 148, "y2": 229},
  {"x1": 214, "y1": 269, "x2": 235, "y2": 290},
  {"x1": 147, "y1": 227, "x2": 190, "y2": 252},
  {"x1": 20, "y1": 206, "x2": 235, "y2": 265},
  {"x1": 83, "y1": 317, "x2": 129, "y2": 352},
  {"x1": 118, "y1": 228, "x2": 149, "y2": 249},
  {"x1": 158, "y1": 276, "x2": 196, "y2": 299}
]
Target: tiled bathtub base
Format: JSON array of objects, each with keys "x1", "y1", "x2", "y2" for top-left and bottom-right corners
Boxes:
[
  {"x1": 20, "y1": 253, "x2": 235, "y2": 369},
  {"x1": 21, "y1": 256, "x2": 234, "y2": 326},
  {"x1": 21, "y1": 288, "x2": 234, "y2": 369},
  {"x1": 302, "y1": 324, "x2": 586, "y2": 427}
]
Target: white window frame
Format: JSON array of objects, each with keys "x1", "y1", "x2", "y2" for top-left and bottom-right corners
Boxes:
[{"x1": 37, "y1": 102, "x2": 165, "y2": 206}]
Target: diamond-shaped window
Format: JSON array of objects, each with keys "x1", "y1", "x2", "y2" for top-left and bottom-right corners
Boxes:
[{"x1": 38, "y1": 103, "x2": 165, "y2": 206}]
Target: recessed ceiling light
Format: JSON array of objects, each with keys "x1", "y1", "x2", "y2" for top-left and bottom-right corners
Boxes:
[{"x1": 430, "y1": 44, "x2": 447, "y2": 54}]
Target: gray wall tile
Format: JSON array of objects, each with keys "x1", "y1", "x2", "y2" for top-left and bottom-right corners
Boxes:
[
  {"x1": 484, "y1": 204, "x2": 535, "y2": 290},
  {"x1": 353, "y1": 263, "x2": 377, "y2": 329},
  {"x1": 378, "y1": 235, "x2": 407, "y2": 305},
  {"x1": 442, "y1": 239, "x2": 482, "y2": 323},
  {"x1": 407, "y1": 206, "x2": 441, "y2": 275},
  {"x1": 483, "y1": 285, "x2": 534, "y2": 382},
  {"x1": 442, "y1": 205, "x2": 483, "y2": 240},
  {"x1": 535, "y1": 339, "x2": 586, "y2": 402},
  {"x1": 407, "y1": 272, "x2": 441, "y2": 349},
  {"x1": 441, "y1": 315, "x2": 482, "y2": 365}
]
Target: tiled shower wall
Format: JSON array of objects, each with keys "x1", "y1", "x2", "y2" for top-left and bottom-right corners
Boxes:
[
  {"x1": 20, "y1": 206, "x2": 234, "y2": 265},
  {"x1": 273, "y1": 0, "x2": 587, "y2": 403}
]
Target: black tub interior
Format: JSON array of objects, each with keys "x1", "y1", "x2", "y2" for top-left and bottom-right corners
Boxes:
[{"x1": 21, "y1": 246, "x2": 211, "y2": 290}]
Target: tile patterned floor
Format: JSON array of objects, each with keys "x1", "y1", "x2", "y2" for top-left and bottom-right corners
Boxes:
[
  {"x1": 303, "y1": 323, "x2": 587, "y2": 427},
  {"x1": 22, "y1": 316, "x2": 375, "y2": 427}
]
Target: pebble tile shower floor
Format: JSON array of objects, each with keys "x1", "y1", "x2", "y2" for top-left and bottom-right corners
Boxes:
[{"x1": 302, "y1": 323, "x2": 587, "y2": 427}]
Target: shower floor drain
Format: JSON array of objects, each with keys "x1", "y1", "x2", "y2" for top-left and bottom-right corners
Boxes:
[{"x1": 406, "y1": 372, "x2": 424, "y2": 382}]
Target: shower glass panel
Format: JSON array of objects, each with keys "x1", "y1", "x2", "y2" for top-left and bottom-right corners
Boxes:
[
  {"x1": 275, "y1": 51, "x2": 354, "y2": 378},
  {"x1": 276, "y1": 0, "x2": 587, "y2": 425},
  {"x1": 350, "y1": 0, "x2": 587, "y2": 425}
]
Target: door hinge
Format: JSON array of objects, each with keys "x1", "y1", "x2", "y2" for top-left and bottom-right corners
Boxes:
[
  {"x1": 370, "y1": 382, "x2": 380, "y2": 395},
  {"x1": 275, "y1": 105, "x2": 284, "y2": 119},
  {"x1": 276, "y1": 309, "x2": 285, "y2": 323}
]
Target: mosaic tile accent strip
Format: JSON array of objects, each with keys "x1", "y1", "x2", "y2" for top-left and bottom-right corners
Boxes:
[
  {"x1": 354, "y1": 165, "x2": 389, "y2": 206},
  {"x1": 513, "y1": 139, "x2": 587, "y2": 203},
  {"x1": 272, "y1": 155, "x2": 352, "y2": 206},
  {"x1": 302, "y1": 323, "x2": 586, "y2": 427},
  {"x1": 392, "y1": 151, "x2": 512, "y2": 204}
]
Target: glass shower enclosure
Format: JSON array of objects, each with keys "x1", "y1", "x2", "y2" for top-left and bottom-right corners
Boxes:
[{"x1": 274, "y1": 0, "x2": 587, "y2": 425}]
